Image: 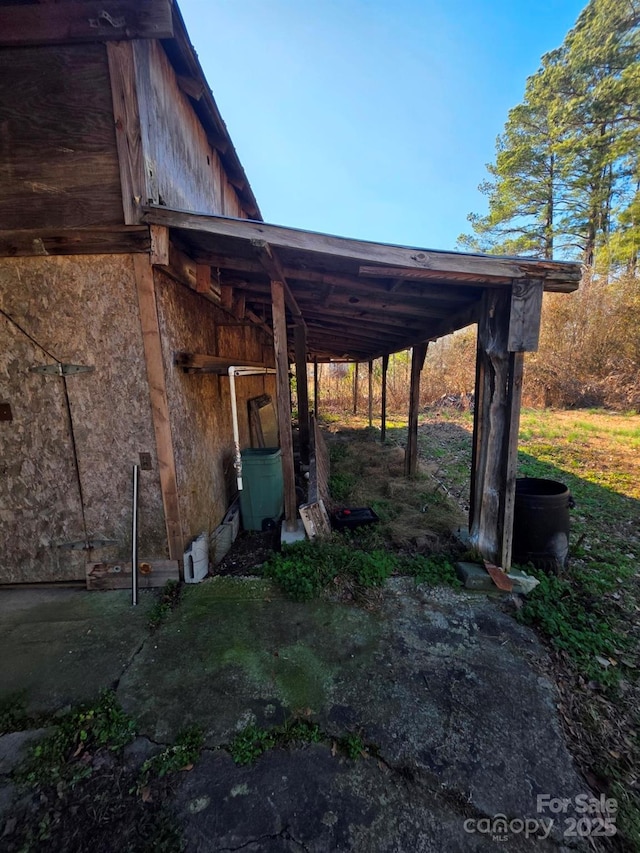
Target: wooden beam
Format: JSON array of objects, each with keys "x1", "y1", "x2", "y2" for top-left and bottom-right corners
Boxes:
[
  {"x1": 0, "y1": 0, "x2": 174, "y2": 47},
  {"x1": 294, "y1": 324, "x2": 310, "y2": 464},
  {"x1": 0, "y1": 227, "x2": 150, "y2": 257},
  {"x1": 353, "y1": 363, "x2": 359, "y2": 415},
  {"x1": 220, "y1": 285, "x2": 234, "y2": 310},
  {"x1": 405, "y1": 344, "x2": 428, "y2": 476},
  {"x1": 469, "y1": 289, "x2": 525, "y2": 569},
  {"x1": 196, "y1": 263, "x2": 210, "y2": 294},
  {"x1": 142, "y1": 205, "x2": 580, "y2": 289},
  {"x1": 175, "y1": 353, "x2": 267, "y2": 374},
  {"x1": 107, "y1": 40, "x2": 146, "y2": 226},
  {"x1": 501, "y1": 352, "x2": 525, "y2": 569},
  {"x1": 271, "y1": 280, "x2": 298, "y2": 531},
  {"x1": 381, "y1": 353, "x2": 389, "y2": 443},
  {"x1": 149, "y1": 224, "x2": 169, "y2": 265},
  {"x1": 368, "y1": 360, "x2": 373, "y2": 428},
  {"x1": 132, "y1": 254, "x2": 183, "y2": 563},
  {"x1": 313, "y1": 359, "x2": 319, "y2": 417},
  {"x1": 252, "y1": 239, "x2": 304, "y2": 323},
  {"x1": 359, "y1": 265, "x2": 512, "y2": 286},
  {"x1": 508, "y1": 279, "x2": 544, "y2": 352}
]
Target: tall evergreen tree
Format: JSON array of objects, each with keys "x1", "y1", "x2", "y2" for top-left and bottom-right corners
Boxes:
[{"x1": 460, "y1": 0, "x2": 640, "y2": 269}]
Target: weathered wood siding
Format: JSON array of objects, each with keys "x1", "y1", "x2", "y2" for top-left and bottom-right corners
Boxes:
[
  {"x1": 154, "y1": 269, "x2": 275, "y2": 541},
  {"x1": 133, "y1": 40, "x2": 246, "y2": 218},
  {"x1": 0, "y1": 255, "x2": 166, "y2": 583},
  {"x1": 0, "y1": 44, "x2": 122, "y2": 230}
]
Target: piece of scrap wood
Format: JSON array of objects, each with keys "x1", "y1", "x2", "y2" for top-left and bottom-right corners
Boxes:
[
  {"x1": 299, "y1": 500, "x2": 331, "y2": 539},
  {"x1": 483, "y1": 561, "x2": 514, "y2": 592},
  {"x1": 86, "y1": 560, "x2": 179, "y2": 590}
]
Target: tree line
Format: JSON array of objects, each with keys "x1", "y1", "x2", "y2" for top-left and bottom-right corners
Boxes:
[{"x1": 459, "y1": 0, "x2": 640, "y2": 271}]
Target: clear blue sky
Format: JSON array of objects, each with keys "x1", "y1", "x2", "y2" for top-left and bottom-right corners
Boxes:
[{"x1": 178, "y1": 0, "x2": 586, "y2": 251}]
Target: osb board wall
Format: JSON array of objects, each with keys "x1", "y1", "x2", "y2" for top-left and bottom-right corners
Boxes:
[
  {"x1": 134, "y1": 40, "x2": 246, "y2": 218},
  {"x1": 0, "y1": 255, "x2": 166, "y2": 583},
  {"x1": 0, "y1": 44, "x2": 122, "y2": 230},
  {"x1": 154, "y1": 269, "x2": 275, "y2": 542}
]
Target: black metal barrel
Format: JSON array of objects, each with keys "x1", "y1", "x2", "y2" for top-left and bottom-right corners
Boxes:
[{"x1": 512, "y1": 478, "x2": 574, "y2": 573}]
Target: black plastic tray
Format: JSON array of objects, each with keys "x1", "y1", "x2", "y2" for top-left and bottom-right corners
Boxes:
[{"x1": 331, "y1": 507, "x2": 380, "y2": 531}]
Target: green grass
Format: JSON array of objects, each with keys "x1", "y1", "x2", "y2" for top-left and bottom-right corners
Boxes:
[
  {"x1": 17, "y1": 690, "x2": 136, "y2": 790},
  {"x1": 262, "y1": 538, "x2": 397, "y2": 601},
  {"x1": 227, "y1": 718, "x2": 371, "y2": 765}
]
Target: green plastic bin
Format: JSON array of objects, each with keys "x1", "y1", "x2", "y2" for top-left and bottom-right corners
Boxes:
[{"x1": 238, "y1": 448, "x2": 284, "y2": 531}]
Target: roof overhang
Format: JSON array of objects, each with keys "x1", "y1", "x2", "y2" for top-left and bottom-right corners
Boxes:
[{"x1": 143, "y1": 205, "x2": 582, "y2": 362}]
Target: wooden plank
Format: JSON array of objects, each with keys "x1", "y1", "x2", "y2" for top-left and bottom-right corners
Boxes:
[
  {"x1": 507, "y1": 279, "x2": 544, "y2": 352},
  {"x1": 132, "y1": 39, "x2": 245, "y2": 220},
  {"x1": 469, "y1": 289, "x2": 516, "y2": 567},
  {"x1": 86, "y1": 559, "x2": 178, "y2": 591},
  {"x1": 308, "y1": 415, "x2": 329, "y2": 505},
  {"x1": 353, "y1": 362, "x2": 359, "y2": 415},
  {"x1": 313, "y1": 359, "x2": 319, "y2": 417},
  {"x1": 252, "y1": 240, "x2": 304, "y2": 323},
  {"x1": 149, "y1": 224, "x2": 169, "y2": 265},
  {"x1": 299, "y1": 501, "x2": 331, "y2": 539},
  {"x1": 0, "y1": 227, "x2": 150, "y2": 257},
  {"x1": 221, "y1": 285, "x2": 234, "y2": 310},
  {"x1": 0, "y1": 44, "x2": 123, "y2": 230},
  {"x1": 271, "y1": 280, "x2": 298, "y2": 531},
  {"x1": 107, "y1": 40, "x2": 146, "y2": 225},
  {"x1": 405, "y1": 343, "x2": 428, "y2": 476},
  {"x1": 381, "y1": 353, "x2": 389, "y2": 442},
  {"x1": 294, "y1": 323, "x2": 310, "y2": 464},
  {"x1": 0, "y1": 1, "x2": 173, "y2": 47},
  {"x1": 368, "y1": 360, "x2": 373, "y2": 427},
  {"x1": 175, "y1": 353, "x2": 267, "y2": 373},
  {"x1": 142, "y1": 205, "x2": 580, "y2": 289},
  {"x1": 196, "y1": 263, "x2": 211, "y2": 294},
  {"x1": 500, "y1": 352, "x2": 525, "y2": 570},
  {"x1": 133, "y1": 254, "x2": 183, "y2": 562}
]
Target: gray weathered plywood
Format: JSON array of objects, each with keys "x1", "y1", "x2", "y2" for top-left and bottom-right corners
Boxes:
[
  {"x1": 133, "y1": 40, "x2": 245, "y2": 219},
  {"x1": 507, "y1": 279, "x2": 544, "y2": 352}
]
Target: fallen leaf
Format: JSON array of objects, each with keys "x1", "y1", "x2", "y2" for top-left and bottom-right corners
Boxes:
[
  {"x1": 140, "y1": 786, "x2": 153, "y2": 803},
  {"x1": 180, "y1": 763, "x2": 194, "y2": 772},
  {"x1": 595, "y1": 656, "x2": 611, "y2": 668}
]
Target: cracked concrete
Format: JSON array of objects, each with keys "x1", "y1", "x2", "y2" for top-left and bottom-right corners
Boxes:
[{"x1": 0, "y1": 578, "x2": 589, "y2": 850}]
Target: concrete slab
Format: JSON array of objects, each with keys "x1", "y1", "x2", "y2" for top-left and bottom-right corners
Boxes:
[
  {"x1": 280, "y1": 519, "x2": 307, "y2": 545},
  {"x1": 0, "y1": 578, "x2": 588, "y2": 851},
  {"x1": 0, "y1": 588, "x2": 151, "y2": 712}
]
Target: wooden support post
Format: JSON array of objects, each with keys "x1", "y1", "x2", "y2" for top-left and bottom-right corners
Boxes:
[
  {"x1": 353, "y1": 362, "x2": 359, "y2": 415},
  {"x1": 271, "y1": 280, "x2": 298, "y2": 531},
  {"x1": 149, "y1": 225, "x2": 169, "y2": 266},
  {"x1": 368, "y1": 360, "x2": 373, "y2": 428},
  {"x1": 294, "y1": 322, "x2": 310, "y2": 464},
  {"x1": 405, "y1": 343, "x2": 428, "y2": 477},
  {"x1": 132, "y1": 254, "x2": 183, "y2": 563},
  {"x1": 381, "y1": 353, "x2": 389, "y2": 443},
  {"x1": 313, "y1": 358, "x2": 319, "y2": 417},
  {"x1": 469, "y1": 287, "x2": 529, "y2": 569}
]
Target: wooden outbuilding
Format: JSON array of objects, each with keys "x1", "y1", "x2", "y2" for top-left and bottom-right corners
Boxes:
[{"x1": 0, "y1": 0, "x2": 581, "y2": 585}]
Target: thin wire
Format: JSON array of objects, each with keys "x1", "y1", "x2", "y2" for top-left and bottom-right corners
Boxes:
[{"x1": 0, "y1": 306, "x2": 89, "y2": 546}]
